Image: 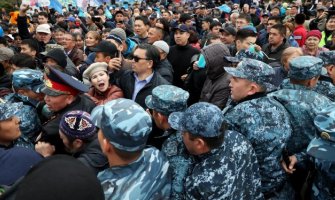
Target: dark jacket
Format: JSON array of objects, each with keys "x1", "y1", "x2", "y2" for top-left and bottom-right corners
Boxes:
[
  {"x1": 17, "y1": 16, "x2": 55, "y2": 53},
  {"x1": 262, "y1": 40, "x2": 290, "y2": 67},
  {"x1": 74, "y1": 138, "x2": 109, "y2": 174},
  {"x1": 200, "y1": 73, "x2": 231, "y2": 109},
  {"x1": 39, "y1": 95, "x2": 96, "y2": 154},
  {"x1": 117, "y1": 70, "x2": 170, "y2": 109},
  {"x1": 155, "y1": 59, "x2": 174, "y2": 84},
  {"x1": 67, "y1": 47, "x2": 84, "y2": 66}
]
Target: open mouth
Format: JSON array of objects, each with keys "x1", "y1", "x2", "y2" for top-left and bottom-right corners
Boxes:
[{"x1": 98, "y1": 83, "x2": 105, "y2": 88}]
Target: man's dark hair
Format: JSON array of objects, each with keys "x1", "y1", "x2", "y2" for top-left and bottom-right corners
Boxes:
[
  {"x1": 271, "y1": 24, "x2": 286, "y2": 37},
  {"x1": 10, "y1": 53, "x2": 35, "y2": 69},
  {"x1": 102, "y1": 28, "x2": 111, "y2": 34},
  {"x1": 179, "y1": 13, "x2": 192, "y2": 23},
  {"x1": 210, "y1": 21, "x2": 222, "y2": 30},
  {"x1": 134, "y1": 16, "x2": 150, "y2": 26},
  {"x1": 136, "y1": 43, "x2": 160, "y2": 68},
  {"x1": 236, "y1": 28, "x2": 257, "y2": 41},
  {"x1": 21, "y1": 39, "x2": 39, "y2": 52},
  {"x1": 54, "y1": 28, "x2": 66, "y2": 33},
  {"x1": 188, "y1": 123, "x2": 227, "y2": 149},
  {"x1": 38, "y1": 11, "x2": 48, "y2": 18},
  {"x1": 295, "y1": 13, "x2": 306, "y2": 25},
  {"x1": 268, "y1": 16, "x2": 282, "y2": 24},
  {"x1": 237, "y1": 13, "x2": 252, "y2": 23},
  {"x1": 0, "y1": 37, "x2": 8, "y2": 47}
]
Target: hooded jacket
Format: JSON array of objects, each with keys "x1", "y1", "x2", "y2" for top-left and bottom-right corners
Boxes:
[{"x1": 200, "y1": 43, "x2": 232, "y2": 109}]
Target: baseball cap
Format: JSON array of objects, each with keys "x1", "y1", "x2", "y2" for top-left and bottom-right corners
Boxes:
[
  {"x1": 169, "y1": 102, "x2": 224, "y2": 137},
  {"x1": 288, "y1": 56, "x2": 323, "y2": 80},
  {"x1": 36, "y1": 24, "x2": 51, "y2": 34},
  {"x1": 172, "y1": 24, "x2": 189, "y2": 32},
  {"x1": 153, "y1": 40, "x2": 170, "y2": 54},
  {"x1": 12, "y1": 69, "x2": 44, "y2": 93},
  {"x1": 66, "y1": 16, "x2": 76, "y2": 22},
  {"x1": 145, "y1": 85, "x2": 189, "y2": 116},
  {"x1": 91, "y1": 98, "x2": 152, "y2": 152},
  {"x1": 220, "y1": 26, "x2": 237, "y2": 36},
  {"x1": 0, "y1": 47, "x2": 14, "y2": 62}
]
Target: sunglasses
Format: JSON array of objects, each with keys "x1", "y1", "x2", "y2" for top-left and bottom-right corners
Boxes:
[{"x1": 132, "y1": 55, "x2": 150, "y2": 62}]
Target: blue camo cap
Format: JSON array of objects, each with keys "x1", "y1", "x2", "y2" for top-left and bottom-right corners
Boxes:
[
  {"x1": 319, "y1": 51, "x2": 335, "y2": 66},
  {"x1": 168, "y1": 102, "x2": 224, "y2": 137},
  {"x1": 224, "y1": 58, "x2": 276, "y2": 91},
  {"x1": 0, "y1": 100, "x2": 23, "y2": 121},
  {"x1": 12, "y1": 69, "x2": 44, "y2": 93},
  {"x1": 307, "y1": 106, "x2": 335, "y2": 161},
  {"x1": 145, "y1": 85, "x2": 189, "y2": 116},
  {"x1": 225, "y1": 49, "x2": 263, "y2": 63},
  {"x1": 91, "y1": 98, "x2": 152, "y2": 152},
  {"x1": 288, "y1": 56, "x2": 323, "y2": 80}
]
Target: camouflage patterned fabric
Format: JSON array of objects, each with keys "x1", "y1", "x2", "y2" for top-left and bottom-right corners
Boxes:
[
  {"x1": 270, "y1": 80, "x2": 334, "y2": 162},
  {"x1": 225, "y1": 49, "x2": 264, "y2": 63},
  {"x1": 306, "y1": 107, "x2": 335, "y2": 200},
  {"x1": 12, "y1": 69, "x2": 44, "y2": 93},
  {"x1": 288, "y1": 56, "x2": 323, "y2": 80},
  {"x1": 92, "y1": 99, "x2": 171, "y2": 199},
  {"x1": 223, "y1": 95, "x2": 293, "y2": 199},
  {"x1": 169, "y1": 102, "x2": 263, "y2": 199},
  {"x1": 145, "y1": 85, "x2": 189, "y2": 116},
  {"x1": 145, "y1": 85, "x2": 191, "y2": 199},
  {"x1": 98, "y1": 148, "x2": 171, "y2": 200},
  {"x1": 224, "y1": 58, "x2": 277, "y2": 92},
  {"x1": 319, "y1": 51, "x2": 335, "y2": 66},
  {"x1": 185, "y1": 130, "x2": 263, "y2": 200},
  {"x1": 161, "y1": 129, "x2": 194, "y2": 200},
  {"x1": 169, "y1": 102, "x2": 225, "y2": 138},
  {"x1": 91, "y1": 98, "x2": 152, "y2": 152},
  {"x1": 0, "y1": 100, "x2": 23, "y2": 121}
]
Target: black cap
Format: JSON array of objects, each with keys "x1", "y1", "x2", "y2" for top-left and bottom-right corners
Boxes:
[
  {"x1": 42, "y1": 66, "x2": 89, "y2": 96},
  {"x1": 220, "y1": 26, "x2": 237, "y2": 36},
  {"x1": 44, "y1": 49, "x2": 67, "y2": 68},
  {"x1": 91, "y1": 41, "x2": 118, "y2": 56}
]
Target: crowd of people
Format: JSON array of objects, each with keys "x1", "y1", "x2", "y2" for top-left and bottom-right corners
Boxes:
[{"x1": 0, "y1": 0, "x2": 334, "y2": 199}]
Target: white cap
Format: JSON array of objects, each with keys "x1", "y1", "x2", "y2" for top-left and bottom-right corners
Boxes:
[
  {"x1": 36, "y1": 24, "x2": 51, "y2": 34},
  {"x1": 153, "y1": 40, "x2": 169, "y2": 54}
]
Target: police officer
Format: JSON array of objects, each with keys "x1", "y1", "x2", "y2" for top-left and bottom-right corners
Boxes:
[
  {"x1": 145, "y1": 85, "x2": 192, "y2": 199},
  {"x1": 314, "y1": 51, "x2": 335, "y2": 101},
  {"x1": 5, "y1": 69, "x2": 44, "y2": 147},
  {"x1": 38, "y1": 66, "x2": 96, "y2": 154},
  {"x1": 306, "y1": 107, "x2": 335, "y2": 200},
  {"x1": 269, "y1": 56, "x2": 335, "y2": 198},
  {"x1": 170, "y1": 102, "x2": 263, "y2": 199},
  {"x1": 91, "y1": 98, "x2": 171, "y2": 200},
  {"x1": 222, "y1": 58, "x2": 294, "y2": 199}
]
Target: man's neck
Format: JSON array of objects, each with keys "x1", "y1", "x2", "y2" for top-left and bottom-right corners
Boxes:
[
  {"x1": 136, "y1": 71, "x2": 153, "y2": 81},
  {"x1": 65, "y1": 46, "x2": 75, "y2": 52},
  {"x1": 271, "y1": 41, "x2": 283, "y2": 50},
  {"x1": 139, "y1": 32, "x2": 148, "y2": 39}
]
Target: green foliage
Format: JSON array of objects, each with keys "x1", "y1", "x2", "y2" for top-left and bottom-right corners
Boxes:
[{"x1": 0, "y1": 0, "x2": 19, "y2": 12}]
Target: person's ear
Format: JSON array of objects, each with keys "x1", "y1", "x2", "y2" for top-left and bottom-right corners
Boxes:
[
  {"x1": 194, "y1": 137, "x2": 206, "y2": 151},
  {"x1": 247, "y1": 82, "x2": 258, "y2": 95}
]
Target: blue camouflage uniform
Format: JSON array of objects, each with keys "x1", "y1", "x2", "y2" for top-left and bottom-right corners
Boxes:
[
  {"x1": 145, "y1": 85, "x2": 193, "y2": 200},
  {"x1": 306, "y1": 108, "x2": 335, "y2": 200},
  {"x1": 4, "y1": 69, "x2": 44, "y2": 148},
  {"x1": 314, "y1": 51, "x2": 335, "y2": 101},
  {"x1": 269, "y1": 56, "x2": 334, "y2": 162},
  {"x1": 169, "y1": 102, "x2": 263, "y2": 200},
  {"x1": 91, "y1": 98, "x2": 171, "y2": 200},
  {"x1": 223, "y1": 59, "x2": 293, "y2": 199}
]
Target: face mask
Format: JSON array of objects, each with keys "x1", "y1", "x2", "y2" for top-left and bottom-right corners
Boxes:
[{"x1": 197, "y1": 54, "x2": 206, "y2": 68}]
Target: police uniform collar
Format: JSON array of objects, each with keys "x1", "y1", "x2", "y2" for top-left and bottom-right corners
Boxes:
[
  {"x1": 197, "y1": 142, "x2": 225, "y2": 161},
  {"x1": 237, "y1": 92, "x2": 267, "y2": 104}
]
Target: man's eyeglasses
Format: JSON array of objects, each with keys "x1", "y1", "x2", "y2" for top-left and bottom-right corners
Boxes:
[{"x1": 132, "y1": 55, "x2": 150, "y2": 62}]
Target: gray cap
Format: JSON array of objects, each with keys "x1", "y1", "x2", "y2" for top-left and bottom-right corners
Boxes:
[
  {"x1": 145, "y1": 85, "x2": 189, "y2": 116},
  {"x1": 169, "y1": 102, "x2": 224, "y2": 137},
  {"x1": 153, "y1": 40, "x2": 170, "y2": 54},
  {"x1": 288, "y1": 56, "x2": 323, "y2": 80},
  {"x1": 224, "y1": 58, "x2": 276, "y2": 91},
  {"x1": 91, "y1": 98, "x2": 152, "y2": 152},
  {"x1": 110, "y1": 28, "x2": 127, "y2": 41},
  {"x1": 0, "y1": 47, "x2": 14, "y2": 62}
]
